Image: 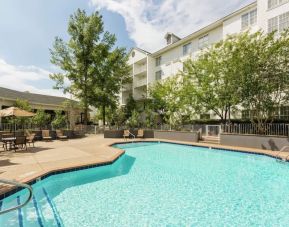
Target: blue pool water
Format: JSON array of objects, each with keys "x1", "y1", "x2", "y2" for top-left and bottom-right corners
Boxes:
[{"x1": 1, "y1": 142, "x2": 289, "y2": 226}]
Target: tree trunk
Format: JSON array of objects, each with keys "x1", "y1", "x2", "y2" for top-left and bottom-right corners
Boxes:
[
  {"x1": 83, "y1": 105, "x2": 88, "y2": 125},
  {"x1": 102, "y1": 105, "x2": 106, "y2": 128}
]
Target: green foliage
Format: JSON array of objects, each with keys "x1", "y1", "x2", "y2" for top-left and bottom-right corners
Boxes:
[
  {"x1": 32, "y1": 110, "x2": 50, "y2": 128},
  {"x1": 15, "y1": 99, "x2": 31, "y2": 111},
  {"x1": 124, "y1": 94, "x2": 137, "y2": 118},
  {"x1": 51, "y1": 110, "x2": 67, "y2": 129},
  {"x1": 149, "y1": 75, "x2": 184, "y2": 129},
  {"x1": 112, "y1": 107, "x2": 126, "y2": 129},
  {"x1": 10, "y1": 99, "x2": 32, "y2": 125},
  {"x1": 127, "y1": 110, "x2": 140, "y2": 129},
  {"x1": 181, "y1": 30, "x2": 289, "y2": 133},
  {"x1": 181, "y1": 34, "x2": 242, "y2": 123},
  {"x1": 144, "y1": 107, "x2": 155, "y2": 129},
  {"x1": 235, "y1": 31, "x2": 289, "y2": 133}
]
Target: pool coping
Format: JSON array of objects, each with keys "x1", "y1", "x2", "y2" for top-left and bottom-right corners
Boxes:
[
  {"x1": 0, "y1": 150, "x2": 125, "y2": 200},
  {"x1": 111, "y1": 139, "x2": 288, "y2": 162},
  {"x1": 0, "y1": 138, "x2": 287, "y2": 200}
]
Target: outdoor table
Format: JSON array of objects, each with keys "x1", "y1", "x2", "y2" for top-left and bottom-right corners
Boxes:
[{"x1": 2, "y1": 137, "x2": 16, "y2": 151}]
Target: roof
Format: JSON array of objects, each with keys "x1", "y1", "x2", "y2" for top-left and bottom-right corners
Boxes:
[
  {"x1": 141, "y1": 1, "x2": 257, "y2": 57},
  {"x1": 0, "y1": 87, "x2": 71, "y2": 106},
  {"x1": 128, "y1": 47, "x2": 151, "y2": 56}
]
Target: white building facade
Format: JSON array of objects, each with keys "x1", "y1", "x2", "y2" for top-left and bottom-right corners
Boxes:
[{"x1": 120, "y1": 0, "x2": 289, "y2": 118}]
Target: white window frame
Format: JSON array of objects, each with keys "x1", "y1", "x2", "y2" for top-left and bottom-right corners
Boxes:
[
  {"x1": 268, "y1": 11, "x2": 289, "y2": 33},
  {"x1": 198, "y1": 34, "x2": 209, "y2": 49},
  {"x1": 241, "y1": 9, "x2": 257, "y2": 30},
  {"x1": 155, "y1": 56, "x2": 162, "y2": 67},
  {"x1": 183, "y1": 42, "x2": 192, "y2": 56},
  {"x1": 268, "y1": 0, "x2": 289, "y2": 10},
  {"x1": 155, "y1": 70, "x2": 162, "y2": 80}
]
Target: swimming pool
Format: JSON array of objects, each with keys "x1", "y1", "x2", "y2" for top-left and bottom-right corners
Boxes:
[{"x1": 1, "y1": 142, "x2": 289, "y2": 226}]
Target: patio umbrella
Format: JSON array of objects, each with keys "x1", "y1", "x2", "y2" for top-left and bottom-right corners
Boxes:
[{"x1": 0, "y1": 107, "x2": 35, "y2": 137}]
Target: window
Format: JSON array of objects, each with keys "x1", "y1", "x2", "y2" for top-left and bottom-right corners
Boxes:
[
  {"x1": 131, "y1": 51, "x2": 135, "y2": 57},
  {"x1": 268, "y1": 16, "x2": 278, "y2": 33},
  {"x1": 279, "y1": 12, "x2": 289, "y2": 31},
  {"x1": 156, "y1": 56, "x2": 162, "y2": 66},
  {"x1": 268, "y1": 0, "x2": 279, "y2": 9},
  {"x1": 268, "y1": 11, "x2": 289, "y2": 33},
  {"x1": 198, "y1": 34, "x2": 209, "y2": 49},
  {"x1": 268, "y1": 0, "x2": 289, "y2": 9},
  {"x1": 183, "y1": 42, "x2": 192, "y2": 56},
  {"x1": 280, "y1": 106, "x2": 289, "y2": 119},
  {"x1": 241, "y1": 9, "x2": 257, "y2": 30},
  {"x1": 241, "y1": 110, "x2": 250, "y2": 119},
  {"x1": 241, "y1": 13, "x2": 249, "y2": 29},
  {"x1": 200, "y1": 114, "x2": 210, "y2": 120},
  {"x1": 155, "y1": 70, "x2": 162, "y2": 80}
]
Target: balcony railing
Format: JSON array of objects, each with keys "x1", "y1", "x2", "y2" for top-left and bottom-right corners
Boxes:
[
  {"x1": 122, "y1": 83, "x2": 132, "y2": 91},
  {"x1": 133, "y1": 77, "x2": 147, "y2": 88},
  {"x1": 134, "y1": 65, "x2": 147, "y2": 75}
]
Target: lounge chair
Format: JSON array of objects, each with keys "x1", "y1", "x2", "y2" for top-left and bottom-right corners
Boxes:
[
  {"x1": 137, "y1": 129, "x2": 144, "y2": 138},
  {"x1": 26, "y1": 133, "x2": 36, "y2": 147},
  {"x1": 13, "y1": 136, "x2": 27, "y2": 151},
  {"x1": 123, "y1": 130, "x2": 130, "y2": 140},
  {"x1": 42, "y1": 130, "x2": 52, "y2": 141},
  {"x1": 56, "y1": 130, "x2": 68, "y2": 140}
]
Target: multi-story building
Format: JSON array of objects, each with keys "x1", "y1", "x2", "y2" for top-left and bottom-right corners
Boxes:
[{"x1": 120, "y1": 0, "x2": 289, "y2": 118}]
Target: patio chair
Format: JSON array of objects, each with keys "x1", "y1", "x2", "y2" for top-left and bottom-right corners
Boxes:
[
  {"x1": 123, "y1": 130, "x2": 130, "y2": 140},
  {"x1": 13, "y1": 136, "x2": 27, "y2": 151},
  {"x1": 26, "y1": 133, "x2": 36, "y2": 147},
  {"x1": 56, "y1": 130, "x2": 68, "y2": 140},
  {"x1": 2, "y1": 133, "x2": 14, "y2": 150},
  {"x1": 42, "y1": 130, "x2": 52, "y2": 141},
  {"x1": 137, "y1": 129, "x2": 144, "y2": 138}
]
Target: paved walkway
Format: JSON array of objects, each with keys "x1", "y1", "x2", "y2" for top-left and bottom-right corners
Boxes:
[{"x1": 0, "y1": 135, "x2": 288, "y2": 195}]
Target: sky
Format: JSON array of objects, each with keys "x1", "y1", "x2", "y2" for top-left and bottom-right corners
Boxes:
[{"x1": 0, "y1": 0, "x2": 254, "y2": 97}]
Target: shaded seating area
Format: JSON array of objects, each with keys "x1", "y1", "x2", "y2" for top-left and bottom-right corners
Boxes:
[
  {"x1": 12, "y1": 136, "x2": 27, "y2": 151},
  {"x1": 1, "y1": 134, "x2": 27, "y2": 151},
  {"x1": 25, "y1": 130, "x2": 36, "y2": 147}
]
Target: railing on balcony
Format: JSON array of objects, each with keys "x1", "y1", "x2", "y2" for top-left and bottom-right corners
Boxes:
[
  {"x1": 134, "y1": 64, "x2": 147, "y2": 75},
  {"x1": 122, "y1": 83, "x2": 132, "y2": 91},
  {"x1": 133, "y1": 77, "x2": 147, "y2": 88}
]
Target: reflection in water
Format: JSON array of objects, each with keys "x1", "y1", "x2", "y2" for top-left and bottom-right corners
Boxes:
[{"x1": 41, "y1": 155, "x2": 136, "y2": 199}]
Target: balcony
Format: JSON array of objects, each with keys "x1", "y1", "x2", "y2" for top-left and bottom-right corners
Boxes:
[
  {"x1": 134, "y1": 64, "x2": 147, "y2": 76},
  {"x1": 133, "y1": 77, "x2": 147, "y2": 88},
  {"x1": 122, "y1": 83, "x2": 132, "y2": 91}
]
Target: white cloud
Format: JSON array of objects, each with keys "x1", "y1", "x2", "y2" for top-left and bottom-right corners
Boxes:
[
  {"x1": 0, "y1": 58, "x2": 68, "y2": 97},
  {"x1": 90, "y1": 0, "x2": 255, "y2": 52}
]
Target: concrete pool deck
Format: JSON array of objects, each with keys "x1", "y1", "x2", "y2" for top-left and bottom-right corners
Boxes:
[{"x1": 0, "y1": 134, "x2": 288, "y2": 195}]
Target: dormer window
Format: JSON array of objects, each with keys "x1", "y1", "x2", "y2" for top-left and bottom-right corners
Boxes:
[
  {"x1": 131, "y1": 51, "x2": 135, "y2": 57},
  {"x1": 164, "y1": 33, "x2": 181, "y2": 45}
]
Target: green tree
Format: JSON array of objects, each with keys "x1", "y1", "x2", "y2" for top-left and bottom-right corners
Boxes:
[
  {"x1": 112, "y1": 107, "x2": 126, "y2": 129},
  {"x1": 181, "y1": 34, "x2": 241, "y2": 123},
  {"x1": 124, "y1": 94, "x2": 137, "y2": 119},
  {"x1": 149, "y1": 75, "x2": 184, "y2": 129},
  {"x1": 32, "y1": 110, "x2": 50, "y2": 128},
  {"x1": 89, "y1": 39, "x2": 131, "y2": 126},
  {"x1": 50, "y1": 9, "x2": 106, "y2": 124},
  {"x1": 11, "y1": 99, "x2": 32, "y2": 126},
  {"x1": 127, "y1": 110, "x2": 140, "y2": 129},
  {"x1": 52, "y1": 110, "x2": 67, "y2": 129},
  {"x1": 236, "y1": 31, "x2": 289, "y2": 133}
]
